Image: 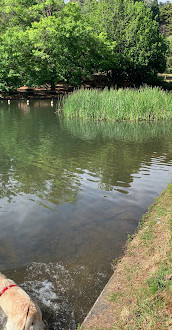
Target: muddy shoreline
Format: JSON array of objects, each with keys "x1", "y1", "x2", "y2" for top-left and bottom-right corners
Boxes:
[{"x1": 0, "y1": 84, "x2": 75, "y2": 100}]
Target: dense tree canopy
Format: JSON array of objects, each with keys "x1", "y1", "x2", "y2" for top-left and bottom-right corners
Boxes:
[
  {"x1": 145, "y1": 0, "x2": 160, "y2": 21},
  {"x1": 159, "y1": 2, "x2": 172, "y2": 73},
  {"x1": 81, "y1": 0, "x2": 167, "y2": 83},
  {"x1": 166, "y1": 35, "x2": 172, "y2": 73},
  {"x1": 160, "y1": 2, "x2": 172, "y2": 36},
  {"x1": 0, "y1": 0, "x2": 168, "y2": 91}
]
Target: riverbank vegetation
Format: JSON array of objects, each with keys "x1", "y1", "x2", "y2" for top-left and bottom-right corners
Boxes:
[
  {"x1": 62, "y1": 87, "x2": 172, "y2": 121},
  {"x1": 82, "y1": 182, "x2": 172, "y2": 329},
  {"x1": 0, "y1": 0, "x2": 171, "y2": 92}
]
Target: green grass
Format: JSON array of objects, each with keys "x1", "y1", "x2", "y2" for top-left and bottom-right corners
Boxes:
[
  {"x1": 133, "y1": 259, "x2": 172, "y2": 329},
  {"x1": 62, "y1": 87, "x2": 172, "y2": 122},
  {"x1": 147, "y1": 263, "x2": 172, "y2": 294}
]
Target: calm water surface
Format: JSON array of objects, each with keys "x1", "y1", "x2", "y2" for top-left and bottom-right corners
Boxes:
[{"x1": 0, "y1": 100, "x2": 172, "y2": 329}]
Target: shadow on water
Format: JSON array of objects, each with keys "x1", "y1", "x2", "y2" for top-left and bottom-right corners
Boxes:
[{"x1": 0, "y1": 100, "x2": 172, "y2": 328}]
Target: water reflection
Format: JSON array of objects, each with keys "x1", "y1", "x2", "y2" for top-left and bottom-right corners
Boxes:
[{"x1": 0, "y1": 101, "x2": 172, "y2": 328}]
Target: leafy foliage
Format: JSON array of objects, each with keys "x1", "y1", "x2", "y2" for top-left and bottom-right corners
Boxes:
[
  {"x1": 0, "y1": 0, "x2": 168, "y2": 90},
  {"x1": 160, "y1": 2, "x2": 172, "y2": 36},
  {"x1": 82, "y1": 0, "x2": 167, "y2": 82},
  {"x1": 0, "y1": 3, "x2": 114, "y2": 90},
  {"x1": 145, "y1": 0, "x2": 160, "y2": 22},
  {"x1": 159, "y1": 2, "x2": 172, "y2": 73},
  {"x1": 166, "y1": 35, "x2": 172, "y2": 73}
]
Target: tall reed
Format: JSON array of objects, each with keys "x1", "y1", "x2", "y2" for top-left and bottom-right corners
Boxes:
[{"x1": 62, "y1": 87, "x2": 172, "y2": 121}]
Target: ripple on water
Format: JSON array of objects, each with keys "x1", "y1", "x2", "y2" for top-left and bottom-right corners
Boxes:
[
  {"x1": 13, "y1": 262, "x2": 108, "y2": 330},
  {"x1": 0, "y1": 108, "x2": 172, "y2": 329}
]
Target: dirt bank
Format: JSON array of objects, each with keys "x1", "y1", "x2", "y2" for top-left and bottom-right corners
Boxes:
[
  {"x1": 0, "y1": 84, "x2": 75, "y2": 100},
  {"x1": 81, "y1": 183, "x2": 172, "y2": 329}
]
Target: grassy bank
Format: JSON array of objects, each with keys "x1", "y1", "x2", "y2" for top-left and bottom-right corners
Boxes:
[
  {"x1": 81, "y1": 182, "x2": 172, "y2": 329},
  {"x1": 62, "y1": 87, "x2": 172, "y2": 122}
]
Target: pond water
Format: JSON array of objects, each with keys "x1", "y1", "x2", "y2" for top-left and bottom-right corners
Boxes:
[{"x1": 0, "y1": 100, "x2": 172, "y2": 329}]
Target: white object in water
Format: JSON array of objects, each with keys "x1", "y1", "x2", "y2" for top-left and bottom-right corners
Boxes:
[
  {"x1": 51, "y1": 100, "x2": 54, "y2": 107},
  {"x1": 26, "y1": 100, "x2": 29, "y2": 105},
  {"x1": 8, "y1": 100, "x2": 11, "y2": 105}
]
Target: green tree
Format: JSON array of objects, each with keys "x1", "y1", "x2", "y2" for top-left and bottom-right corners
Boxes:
[
  {"x1": 145, "y1": 0, "x2": 160, "y2": 21},
  {"x1": 160, "y1": 2, "x2": 172, "y2": 36},
  {"x1": 0, "y1": 0, "x2": 168, "y2": 90},
  {"x1": 0, "y1": 0, "x2": 64, "y2": 32},
  {"x1": 166, "y1": 35, "x2": 172, "y2": 73},
  {"x1": 0, "y1": 28, "x2": 32, "y2": 91},
  {"x1": 82, "y1": 0, "x2": 167, "y2": 84},
  {"x1": 0, "y1": 2, "x2": 116, "y2": 90}
]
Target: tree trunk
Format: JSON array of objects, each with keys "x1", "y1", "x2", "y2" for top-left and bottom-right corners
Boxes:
[
  {"x1": 107, "y1": 71, "x2": 111, "y2": 90},
  {"x1": 111, "y1": 69, "x2": 117, "y2": 86},
  {"x1": 51, "y1": 81, "x2": 56, "y2": 91}
]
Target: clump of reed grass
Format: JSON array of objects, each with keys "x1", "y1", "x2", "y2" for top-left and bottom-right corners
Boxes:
[{"x1": 62, "y1": 87, "x2": 172, "y2": 121}]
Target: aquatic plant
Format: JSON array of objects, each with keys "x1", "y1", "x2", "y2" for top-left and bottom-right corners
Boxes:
[{"x1": 62, "y1": 87, "x2": 172, "y2": 122}]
